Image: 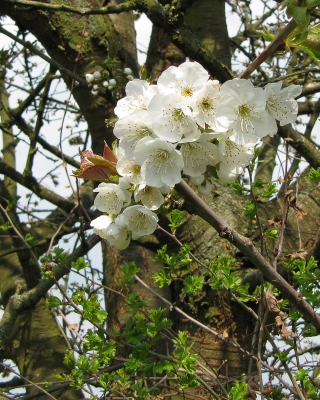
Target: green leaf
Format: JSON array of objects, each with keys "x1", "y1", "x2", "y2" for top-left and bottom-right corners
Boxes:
[
  {"x1": 6, "y1": 195, "x2": 21, "y2": 210},
  {"x1": 126, "y1": 293, "x2": 147, "y2": 313},
  {"x1": 25, "y1": 233, "x2": 38, "y2": 247},
  {"x1": 275, "y1": 349, "x2": 290, "y2": 362},
  {"x1": 152, "y1": 270, "x2": 172, "y2": 288},
  {"x1": 167, "y1": 209, "x2": 184, "y2": 233},
  {"x1": 244, "y1": 200, "x2": 256, "y2": 219},
  {"x1": 252, "y1": 177, "x2": 264, "y2": 189},
  {"x1": 229, "y1": 381, "x2": 249, "y2": 400},
  {"x1": 140, "y1": 66, "x2": 147, "y2": 80},
  {"x1": 46, "y1": 296, "x2": 62, "y2": 308},
  {"x1": 152, "y1": 245, "x2": 180, "y2": 269},
  {"x1": 288, "y1": 24, "x2": 320, "y2": 59},
  {"x1": 172, "y1": 332, "x2": 198, "y2": 374},
  {"x1": 71, "y1": 257, "x2": 89, "y2": 271},
  {"x1": 303, "y1": 324, "x2": 318, "y2": 337},
  {"x1": 83, "y1": 295, "x2": 108, "y2": 324},
  {"x1": 72, "y1": 289, "x2": 86, "y2": 305},
  {"x1": 147, "y1": 308, "x2": 172, "y2": 340},
  {"x1": 287, "y1": 4, "x2": 308, "y2": 25},
  {"x1": 0, "y1": 221, "x2": 11, "y2": 231},
  {"x1": 295, "y1": 368, "x2": 309, "y2": 382},
  {"x1": 306, "y1": 167, "x2": 320, "y2": 183},
  {"x1": 118, "y1": 261, "x2": 140, "y2": 286},
  {"x1": 64, "y1": 350, "x2": 76, "y2": 366},
  {"x1": 256, "y1": 27, "x2": 276, "y2": 42},
  {"x1": 230, "y1": 181, "x2": 245, "y2": 192},
  {"x1": 182, "y1": 275, "x2": 204, "y2": 295},
  {"x1": 265, "y1": 228, "x2": 279, "y2": 239},
  {"x1": 261, "y1": 182, "x2": 278, "y2": 198}
]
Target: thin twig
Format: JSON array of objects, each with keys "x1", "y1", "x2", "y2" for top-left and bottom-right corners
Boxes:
[{"x1": 0, "y1": 26, "x2": 87, "y2": 86}]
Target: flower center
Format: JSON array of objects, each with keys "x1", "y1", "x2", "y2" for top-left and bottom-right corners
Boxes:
[
  {"x1": 136, "y1": 126, "x2": 152, "y2": 138},
  {"x1": 181, "y1": 85, "x2": 194, "y2": 97},
  {"x1": 132, "y1": 164, "x2": 141, "y2": 174},
  {"x1": 156, "y1": 150, "x2": 170, "y2": 163},
  {"x1": 173, "y1": 108, "x2": 185, "y2": 121},
  {"x1": 238, "y1": 104, "x2": 252, "y2": 117}
]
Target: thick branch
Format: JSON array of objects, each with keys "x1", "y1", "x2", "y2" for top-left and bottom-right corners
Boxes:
[
  {"x1": 277, "y1": 126, "x2": 320, "y2": 169},
  {"x1": 1, "y1": 0, "x2": 137, "y2": 15},
  {"x1": 1, "y1": 0, "x2": 233, "y2": 82},
  {"x1": 176, "y1": 179, "x2": 320, "y2": 333}
]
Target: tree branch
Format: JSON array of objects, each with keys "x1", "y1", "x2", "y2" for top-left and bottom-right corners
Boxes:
[
  {"x1": 0, "y1": 234, "x2": 100, "y2": 356},
  {"x1": 277, "y1": 126, "x2": 320, "y2": 169},
  {"x1": 175, "y1": 179, "x2": 320, "y2": 333},
  {"x1": 0, "y1": 160, "x2": 75, "y2": 211},
  {"x1": 0, "y1": 26, "x2": 87, "y2": 86},
  {"x1": 1, "y1": 0, "x2": 233, "y2": 82},
  {"x1": 239, "y1": 19, "x2": 297, "y2": 79}
]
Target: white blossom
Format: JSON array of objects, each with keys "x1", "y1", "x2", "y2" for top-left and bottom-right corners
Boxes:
[
  {"x1": 180, "y1": 135, "x2": 220, "y2": 176},
  {"x1": 215, "y1": 78, "x2": 271, "y2": 144},
  {"x1": 114, "y1": 79, "x2": 158, "y2": 118},
  {"x1": 148, "y1": 92, "x2": 198, "y2": 142},
  {"x1": 198, "y1": 179, "x2": 213, "y2": 196},
  {"x1": 264, "y1": 81, "x2": 302, "y2": 127},
  {"x1": 190, "y1": 175, "x2": 205, "y2": 185},
  {"x1": 90, "y1": 215, "x2": 112, "y2": 239},
  {"x1": 134, "y1": 184, "x2": 168, "y2": 210},
  {"x1": 118, "y1": 176, "x2": 132, "y2": 191},
  {"x1": 193, "y1": 80, "x2": 220, "y2": 130},
  {"x1": 93, "y1": 183, "x2": 129, "y2": 214},
  {"x1": 114, "y1": 110, "x2": 155, "y2": 159},
  {"x1": 117, "y1": 205, "x2": 158, "y2": 238},
  {"x1": 134, "y1": 137, "x2": 184, "y2": 188},
  {"x1": 123, "y1": 68, "x2": 133, "y2": 75},
  {"x1": 105, "y1": 222, "x2": 131, "y2": 249},
  {"x1": 157, "y1": 61, "x2": 209, "y2": 98},
  {"x1": 216, "y1": 137, "x2": 255, "y2": 183},
  {"x1": 116, "y1": 157, "x2": 143, "y2": 185}
]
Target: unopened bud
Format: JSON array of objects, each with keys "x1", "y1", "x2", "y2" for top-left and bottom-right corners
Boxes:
[
  {"x1": 85, "y1": 73, "x2": 94, "y2": 83},
  {"x1": 93, "y1": 70, "x2": 101, "y2": 80}
]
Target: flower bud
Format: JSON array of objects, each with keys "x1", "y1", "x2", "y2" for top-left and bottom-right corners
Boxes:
[
  {"x1": 93, "y1": 71, "x2": 101, "y2": 80},
  {"x1": 85, "y1": 73, "x2": 94, "y2": 83}
]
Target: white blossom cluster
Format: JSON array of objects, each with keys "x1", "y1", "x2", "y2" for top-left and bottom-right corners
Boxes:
[
  {"x1": 86, "y1": 68, "x2": 133, "y2": 96},
  {"x1": 91, "y1": 61, "x2": 301, "y2": 249}
]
